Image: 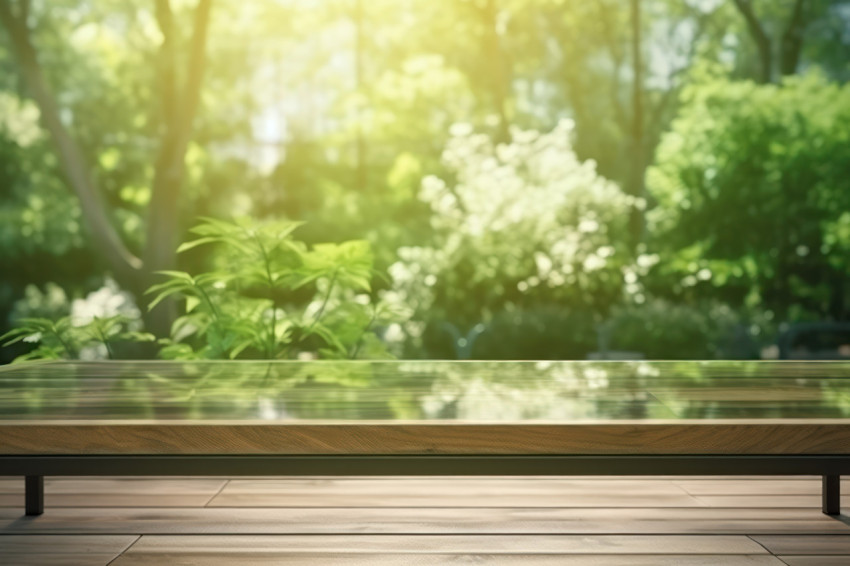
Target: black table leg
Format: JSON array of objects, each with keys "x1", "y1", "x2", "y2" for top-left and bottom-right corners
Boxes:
[
  {"x1": 823, "y1": 475, "x2": 840, "y2": 515},
  {"x1": 25, "y1": 475, "x2": 43, "y2": 516}
]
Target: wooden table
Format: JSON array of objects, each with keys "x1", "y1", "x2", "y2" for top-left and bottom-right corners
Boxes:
[{"x1": 2, "y1": 360, "x2": 850, "y2": 517}]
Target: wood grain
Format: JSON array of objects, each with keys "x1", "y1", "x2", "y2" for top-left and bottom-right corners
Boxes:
[
  {"x1": 4, "y1": 421, "x2": 850, "y2": 455},
  {"x1": 2, "y1": 506, "x2": 849, "y2": 534},
  {"x1": 777, "y1": 558, "x2": 850, "y2": 566},
  {"x1": 751, "y1": 535, "x2": 850, "y2": 555},
  {"x1": 0, "y1": 534, "x2": 137, "y2": 554},
  {"x1": 0, "y1": 494, "x2": 217, "y2": 508},
  {"x1": 1, "y1": 475, "x2": 848, "y2": 563},
  {"x1": 209, "y1": 478, "x2": 699, "y2": 507},
  {"x1": 109, "y1": 554, "x2": 787, "y2": 566},
  {"x1": 206, "y1": 492, "x2": 702, "y2": 508},
  {"x1": 675, "y1": 480, "x2": 850, "y2": 495},
  {"x1": 0, "y1": 554, "x2": 120, "y2": 566},
  {"x1": 0, "y1": 478, "x2": 226, "y2": 494},
  {"x1": 0, "y1": 533, "x2": 136, "y2": 566},
  {"x1": 125, "y1": 534, "x2": 768, "y2": 554},
  {"x1": 694, "y1": 495, "x2": 849, "y2": 508}
]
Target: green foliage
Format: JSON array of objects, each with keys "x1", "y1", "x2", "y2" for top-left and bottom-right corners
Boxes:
[
  {"x1": 608, "y1": 300, "x2": 757, "y2": 360},
  {"x1": 0, "y1": 317, "x2": 76, "y2": 362},
  {"x1": 0, "y1": 219, "x2": 398, "y2": 363},
  {"x1": 466, "y1": 307, "x2": 599, "y2": 360},
  {"x1": 648, "y1": 72, "x2": 850, "y2": 321},
  {"x1": 0, "y1": 314, "x2": 153, "y2": 363},
  {"x1": 9, "y1": 283, "x2": 70, "y2": 322},
  {"x1": 4, "y1": 1, "x2": 850, "y2": 363},
  {"x1": 151, "y1": 217, "x2": 400, "y2": 360}
]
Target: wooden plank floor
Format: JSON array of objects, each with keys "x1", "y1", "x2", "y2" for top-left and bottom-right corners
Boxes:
[{"x1": 2, "y1": 477, "x2": 850, "y2": 565}]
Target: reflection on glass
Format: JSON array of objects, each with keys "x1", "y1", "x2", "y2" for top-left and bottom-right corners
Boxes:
[{"x1": 2, "y1": 360, "x2": 850, "y2": 421}]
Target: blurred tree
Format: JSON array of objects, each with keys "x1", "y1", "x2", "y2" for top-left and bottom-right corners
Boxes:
[
  {"x1": 648, "y1": 72, "x2": 850, "y2": 322},
  {"x1": 534, "y1": 0, "x2": 729, "y2": 247},
  {"x1": 0, "y1": 0, "x2": 212, "y2": 335},
  {"x1": 730, "y1": 0, "x2": 846, "y2": 83},
  {"x1": 1, "y1": 0, "x2": 849, "y2": 362}
]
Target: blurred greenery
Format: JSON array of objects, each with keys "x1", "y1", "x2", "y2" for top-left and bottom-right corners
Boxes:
[
  {"x1": 150, "y1": 217, "x2": 402, "y2": 360},
  {"x1": 1, "y1": 0, "x2": 850, "y2": 363},
  {"x1": 649, "y1": 71, "x2": 850, "y2": 323}
]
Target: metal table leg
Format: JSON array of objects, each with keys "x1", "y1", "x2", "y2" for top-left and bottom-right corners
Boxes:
[
  {"x1": 823, "y1": 475, "x2": 840, "y2": 515},
  {"x1": 25, "y1": 475, "x2": 43, "y2": 516}
]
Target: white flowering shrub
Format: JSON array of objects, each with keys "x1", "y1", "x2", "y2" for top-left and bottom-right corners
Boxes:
[
  {"x1": 9, "y1": 282, "x2": 70, "y2": 322},
  {"x1": 384, "y1": 120, "x2": 642, "y2": 355},
  {"x1": 70, "y1": 279, "x2": 143, "y2": 328},
  {"x1": 70, "y1": 279, "x2": 145, "y2": 359}
]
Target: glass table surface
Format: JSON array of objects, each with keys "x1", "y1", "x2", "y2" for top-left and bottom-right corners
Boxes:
[{"x1": 3, "y1": 360, "x2": 850, "y2": 422}]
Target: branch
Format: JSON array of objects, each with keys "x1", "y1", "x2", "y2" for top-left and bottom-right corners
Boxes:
[
  {"x1": 780, "y1": 0, "x2": 807, "y2": 76},
  {"x1": 647, "y1": 5, "x2": 711, "y2": 135},
  {"x1": 0, "y1": 1, "x2": 143, "y2": 284},
  {"x1": 731, "y1": 0, "x2": 772, "y2": 83}
]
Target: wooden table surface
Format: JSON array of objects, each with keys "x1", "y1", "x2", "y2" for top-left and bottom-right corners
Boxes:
[{"x1": 3, "y1": 360, "x2": 850, "y2": 455}]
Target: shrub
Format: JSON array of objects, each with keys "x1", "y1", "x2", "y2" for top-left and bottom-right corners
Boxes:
[
  {"x1": 150, "y1": 217, "x2": 402, "y2": 360},
  {"x1": 2, "y1": 218, "x2": 402, "y2": 361},
  {"x1": 384, "y1": 120, "x2": 640, "y2": 354}
]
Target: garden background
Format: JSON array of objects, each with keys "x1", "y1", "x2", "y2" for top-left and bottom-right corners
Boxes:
[{"x1": 1, "y1": 0, "x2": 849, "y2": 363}]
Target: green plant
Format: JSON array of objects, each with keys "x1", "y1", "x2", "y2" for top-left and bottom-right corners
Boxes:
[
  {"x1": 607, "y1": 299, "x2": 760, "y2": 360},
  {"x1": 648, "y1": 72, "x2": 850, "y2": 321},
  {"x1": 150, "y1": 217, "x2": 402, "y2": 360},
  {"x1": 1, "y1": 219, "x2": 401, "y2": 363},
  {"x1": 0, "y1": 314, "x2": 154, "y2": 363}
]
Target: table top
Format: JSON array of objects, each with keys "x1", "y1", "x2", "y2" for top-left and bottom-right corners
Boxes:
[
  {"x1": 4, "y1": 360, "x2": 850, "y2": 456},
  {"x1": 3, "y1": 360, "x2": 850, "y2": 422}
]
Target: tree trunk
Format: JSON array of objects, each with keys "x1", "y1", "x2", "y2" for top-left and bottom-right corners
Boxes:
[
  {"x1": 628, "y1": 0, "x2": 644, "y2": 248},
  {"x1": 780, "y1": 0, "x2": 807, "y2": 77},
  {"x1": 732, "y1": 0, "x2": 773, "y2": 83},
  {"x1": 143, "y1": 0, "x2": 213, "y2": 337},
  {"x1": 1, "y1": 0, "x2": 213, "y2": 339},
  {"x1": 0, "y1": 1, "x2": 143, "y2": 290}
]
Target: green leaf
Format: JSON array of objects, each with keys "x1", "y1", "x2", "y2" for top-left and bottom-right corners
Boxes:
[
  {"x1": 171, "y1": 313, "x2": 209, "y2": 341},
  {"x1": 120, "y1": 331, "x2": 157, "y2": 343},
  {"x1": 154, "y1": 270, "x2": 195, "y2": 281},
  {"x1": 148, "y1": 287, "x2": 184, "y2": 311},
  {"x1": 185, "y1": 295, "x2": 201, "y2": 313},
  {"x1": 344, "y1": 273, "x2": 372, "y2": 292},
  {"x1": 145, "y1": 278, "x2": 187, "y2": 295},
  {"x1": 177, "y1": 237, "x2": 220, "y2": 253},
  {"x1": 228, "y1": 339, "x2": 255, "y2": 359},
  {"x1": 290, "y1": 271, "x2": 323, "y2": 290},
  {"x1": 0, "y1": 327, "x2": 34, "y2": 346},
  {"x1": 304, "y1": 322, "x2": 346, "y2": 353},
  {"x1": 11, "y1": 345, "x2": 64, "y2": 363}
]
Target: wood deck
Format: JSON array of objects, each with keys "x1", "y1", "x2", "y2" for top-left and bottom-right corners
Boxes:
[{"x1": 2, "y1": 476, "x2": 850, "y2": 565}]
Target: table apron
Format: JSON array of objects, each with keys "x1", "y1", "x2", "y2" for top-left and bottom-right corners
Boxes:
[{"x1": 3, "y1": 454, "x2": 850, "y2": 476}]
